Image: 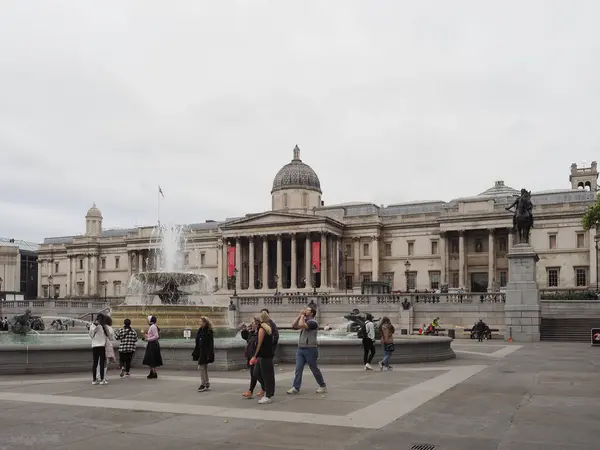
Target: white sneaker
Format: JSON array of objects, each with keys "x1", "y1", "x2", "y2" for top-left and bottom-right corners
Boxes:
[
  {"x1": 286, "y1": 387, "x2": 299, "y2": 395},
  {"x1": 100, "y1": 380, "x2": 108, "y2": 385},
  {"x1": 92, "y1": 381, "x2": 99, "y2": 385},
  {"x1": 316, "y1": 386, "x2": 327, "y2": 393},
  {"x1": 378, "y1": 361, "x2": 384, "y2": 371},
  {"x1": 365, "y1": 363, "x2": 373, "y2": 370},
  {"x1": 258, "y1": 396, "x2": 272, "y2": 404}
]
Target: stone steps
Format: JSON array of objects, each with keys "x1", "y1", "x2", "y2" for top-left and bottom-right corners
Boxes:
[{"x1": 540, "y1": 318, "x2": 600, "y2": 342}]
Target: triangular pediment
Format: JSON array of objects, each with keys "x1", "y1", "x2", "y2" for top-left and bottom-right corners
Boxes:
[{"x1": 220, "y1": 212, "x2": 324, "y2": 230}]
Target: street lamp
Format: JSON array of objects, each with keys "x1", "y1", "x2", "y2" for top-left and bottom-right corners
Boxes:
[
  {"x1": 104, "y1": 282, "x2": 108, "y2": 302},
  {"x1": 404, "y1": 260, "x2": 411, "y2": 292},
  {"x1": 312, "y1": 264, "x2": 318, "y2": 294},
  {"x1": 344, "y1": 250, "x2": 348, "y2": 294},
  {"x1": 274, "y1": 274, "x2": 279, "y2": 295},
  {"x1": 595, "y1": 235, "x2": 600, "y2": 292},
  {"x1": 233, "y1": 268, "x2": 238, "y2": 297}
]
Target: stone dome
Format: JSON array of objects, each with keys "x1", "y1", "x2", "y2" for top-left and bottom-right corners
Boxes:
[
  {"x1": 478, "y1": 180, "x2": 519, "y2": 197},
  {"x1": 86, "y1": 203, "x2": 103, "y2": 218},
  {"x1": 271, "y1": 145, "x2": 322, "y2": 194}
]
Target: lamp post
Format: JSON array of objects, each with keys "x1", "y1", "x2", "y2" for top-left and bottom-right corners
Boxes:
[
  {"x1": 48, "y1": 275, "x2": 53, "y2": 298},
  {"x1": 104, "y1": 282, "x2": 108, "y2": 303},
  {"x1": 233, "y1": 268, "x2": 238, "y2": 297},
  {"x1": 344, "y1": 250, "x2": 348, "y2": 294},
  {"x1": 274, "y1": 274, "x2": 279, "y2": 295},
  {"x1": 404, "y1": 260, "x2": 411, "y2": 292},
  {"x1": 0, "y1": 276, "x2": 3, "y2": 292},
  {"x1": 595, "y1": 235, "x2": 600, "y2": 293},
  {"x1": 312, "y1": 264, "x2": 318, "y2": 294}
]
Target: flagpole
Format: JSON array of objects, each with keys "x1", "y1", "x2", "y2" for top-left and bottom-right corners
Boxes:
[{"x1": 157, "y1": 187, "x2": 161, "y2": 227}]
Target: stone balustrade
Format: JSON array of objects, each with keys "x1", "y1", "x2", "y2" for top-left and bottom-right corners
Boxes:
[{"x1": 0, "y1": 299, "x2": 112, "y2": 317}]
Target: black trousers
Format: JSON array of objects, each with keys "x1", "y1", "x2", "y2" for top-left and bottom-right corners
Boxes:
[
  {"x1": 248, "y1": 358, "x2": 264, "y2": 393},
  {"x1": 119, "y1": 352, "x2": 134, "y2": 372},
  {"x1": 254, "y1": 357, "x2": 275, "y2": 398},
  {"x1": 92, "y1": 346, "x2": 106, "y2": 381},
  {"x1": 362, "y1": 338, "x2": 376, "y2": 364}
]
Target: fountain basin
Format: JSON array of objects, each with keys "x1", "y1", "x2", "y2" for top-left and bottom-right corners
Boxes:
[{"x1": 0, "y1": 334, "x2": 455, "y2": 375}]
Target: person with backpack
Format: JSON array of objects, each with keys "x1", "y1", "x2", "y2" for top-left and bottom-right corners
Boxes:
[
  {"x1": 361, "y1": 313, "x2": 376, "y2": 370},
  {"x1": 378, "y1": 316, "x2": 395, "y2": 371}
]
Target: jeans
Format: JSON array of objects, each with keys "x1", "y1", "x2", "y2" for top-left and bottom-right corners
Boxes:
[
  {"x1": 254, "y1": 357, "x2": 275, "y2": 398},
  {"x1": 293, "y1": 347, "x2": 326, "y2": 390},
  {"x1": 92, "y1": 346, "x2": 106, "y2": 381},
  {"x1": 362, "y1": 338, "x2": 375, "y2": 364},
  {"x1": 382, "y1": 344, "x2": 392, "y2": 367},
  {"x1": 198, "y1": 364, "x2": 210, "y2": 386},
  {"x1": 119, "y1": 352, "x2": 134, "y2": 372}
]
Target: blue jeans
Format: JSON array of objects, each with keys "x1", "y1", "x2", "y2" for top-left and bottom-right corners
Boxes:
[
  {"x1": 382, "y1": 345, "x2": 391, "y2": 367},
  {"x1": 292, "y1": 347, "x2": 326, "y2": 390}
]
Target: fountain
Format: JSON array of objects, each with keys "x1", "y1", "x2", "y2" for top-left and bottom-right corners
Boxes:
[{"x1": 110, "y1": 224, "x2": 232, "y2": 337}]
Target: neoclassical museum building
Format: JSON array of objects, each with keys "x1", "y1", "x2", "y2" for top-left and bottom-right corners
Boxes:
[{"x1": 37, "y1": 146, "x2": 598, "y2": 299}]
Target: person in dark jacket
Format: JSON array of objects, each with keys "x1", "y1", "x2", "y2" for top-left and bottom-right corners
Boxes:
[
  {"x1": 193, "y1": 316, "x2": 215, "y2": 392},
  {"x1": 260, "y1": 308, "x2": 279, "y2": 350},
  {"x1": 241, "y1": 317, "x2": 265, "y2": 399}
]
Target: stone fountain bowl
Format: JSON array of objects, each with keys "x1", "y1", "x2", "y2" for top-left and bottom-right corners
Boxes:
[{"x1": 134, "y1": 271, "x2": 204, "y2": 286}]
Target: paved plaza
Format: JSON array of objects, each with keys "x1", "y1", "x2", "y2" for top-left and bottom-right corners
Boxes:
[{"x1": 0, "y1": 341, "x2": 598, "y2": 450}]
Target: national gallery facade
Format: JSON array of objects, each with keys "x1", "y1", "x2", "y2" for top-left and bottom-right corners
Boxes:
[{"x1": 37, "y1": 146, "x2": 598, "y2": 299}]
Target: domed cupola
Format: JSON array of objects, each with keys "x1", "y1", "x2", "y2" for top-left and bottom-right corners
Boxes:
[
  {"x1": 85, "y1": 203, "x2": 103, "y2": 237},
  {"x1": 271, "y1": 146, "x2": 322, "y2": 213}
]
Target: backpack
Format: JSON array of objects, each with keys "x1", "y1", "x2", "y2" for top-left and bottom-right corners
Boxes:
[{"x1": 357, "y1": 321, "x2": 367, "y2": 339}]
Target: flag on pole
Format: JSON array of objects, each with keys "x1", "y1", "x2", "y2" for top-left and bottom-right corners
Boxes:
[{"x1": 158, "y1": 185, "x2": 164, "y2": 198}]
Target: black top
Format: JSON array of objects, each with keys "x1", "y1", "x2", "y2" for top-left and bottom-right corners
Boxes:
[
  {"x1": 193, "y1": 327, "x2": 215, "y2": 365},
  {"x1": 256, "y1": 328, "x2": 274, "y2": 358}
]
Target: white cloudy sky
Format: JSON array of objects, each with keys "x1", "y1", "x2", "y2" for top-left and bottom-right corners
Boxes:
[{"x1": 1, "y1": 0, "x2": 599, "y2": 242}]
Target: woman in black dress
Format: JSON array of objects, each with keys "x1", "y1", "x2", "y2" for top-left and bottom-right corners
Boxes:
[
  {"x1": 142, "y1": 316, "x2": 163, "y2": 379},
  {"x1": 193, "y1": 316, "x2": 215, "y2": 392}
]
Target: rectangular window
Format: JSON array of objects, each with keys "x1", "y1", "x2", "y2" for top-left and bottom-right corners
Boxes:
[
  {"x1": 79, "y1": 259, "x2": 83, "y2": 270},
  {"x1": 575, "y1": 267, "x2": 587, "y2": 287},
  {"x1": 498, "y1": 238, "x2": 507, "y2": 252},
  {"x1": 200, "y1": 253, "x2": 206, "y2": 266},
  {"x1": 385, "y1": 243, "x2": 392, "y2": 257},
  {"x1": 431, "y1": 241, "x2": 438, "y2": 255},
  {"x1": 576, "y1": 233, "x2": 585, "y2": 249},
  {"x1": 474, "y1": 238, "x2": 483, "y2": 252},
  {"x1": 363, "y1": 243, "x2": 370, "y2": 257},
  {"x1": 547, "y1": 268, "x2": 559, "y2": 287},
  {"x1": 184, "y1": 253, "x2": 190, "y2": 266},
  {"x1": 499, "y1": 271, "x2": 508, "y2": 287},
  {"x1": 407, "y1": 272, "x2": 417, "y2": 290},
  {"x1": 407, "y1": 241, "x2": 414, "y2": 256},
  {"x1": 450, "y1": 238, "x2": 459, "y2": 254},
  {"x1": 429, "y1": 271, "x2": 441, "y2": 290},
  {"x1": 54, "y1": 262, "x2": 59, "y2": 273},
  {"x1": 450, "y1": 271, "x2": 459, "y2": 289},
  {"x1": 42, "y1": 285, "x2": 49, "y2": 298},
  {"x1": 54, "y1": 284, "x2": 60, "y2": 297},
  {"x1": 344, "y1": 244, "x2": 352, "y2": 257},
  {"x1": 115, "y1": 256, "x2": 120, "y2": 269},
  {"x1": 345, "y1": 274, "x2": 353, "y2": 289},
  {"x1": 101, "y1": 258, "x2": 106, "y2": 270},
  {"x1": 78, "y1": 282, "x2": 84, "y2": 296},
  {"x1": 549, "y1": 234, "x2": 557, "y2": 249},
  {"x1": 381, "y1": 272, "x2": 394, "y2": 288},
  {"x1": 361, "y1": 272, "x2": 372, "y2": 283},
  {"x1": 114, "y1": 282, "x2": 121, "y2": 296}
]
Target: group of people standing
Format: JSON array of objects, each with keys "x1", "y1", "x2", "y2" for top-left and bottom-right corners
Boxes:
[{"x1": 361, "y1": 314, "x2": 396, "y2": 371}]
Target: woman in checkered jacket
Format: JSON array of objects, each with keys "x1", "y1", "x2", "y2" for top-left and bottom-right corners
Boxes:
[{"x1": 114, "y1": 318, "x2": 138, "y2": 377}]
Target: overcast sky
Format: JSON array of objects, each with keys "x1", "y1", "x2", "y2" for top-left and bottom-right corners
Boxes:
[{"x1": 2, "y1": 0, "x2": 599, "y2": 242}]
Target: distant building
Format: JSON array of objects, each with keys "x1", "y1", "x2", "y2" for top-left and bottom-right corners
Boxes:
[
  {"x1": 36, "y1": 147, "x2": 599, "y2": 299},
  {"x1": 0, "y1": 237, "x2": 39, "y2": 300}
]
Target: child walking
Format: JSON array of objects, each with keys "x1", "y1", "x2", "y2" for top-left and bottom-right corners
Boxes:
[{"x1": 114, "y1": 318, "x2": 138, "y2": 377}]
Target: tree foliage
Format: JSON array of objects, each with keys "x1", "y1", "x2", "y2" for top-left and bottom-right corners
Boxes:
[{"x1": 582, "y1": 195, "x2": 600, "y2": 231}]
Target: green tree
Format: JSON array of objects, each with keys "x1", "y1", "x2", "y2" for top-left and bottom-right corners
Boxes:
[{"x1": 582, "y1": 195, "x2": 600, "y2": 231}]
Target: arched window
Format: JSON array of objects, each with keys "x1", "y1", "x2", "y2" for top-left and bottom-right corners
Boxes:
[{"x1": 283, "y1": 193, "x2": 289, "y2": 208}]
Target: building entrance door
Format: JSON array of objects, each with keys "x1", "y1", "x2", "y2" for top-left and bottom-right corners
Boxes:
[{"x1": 470, "y1": 273, "x2": 488, "y2": 292}]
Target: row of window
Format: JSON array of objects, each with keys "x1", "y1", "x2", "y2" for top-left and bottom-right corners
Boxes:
[
  {"x1": 547, "y1": 267, "x2": 588, "y2": 287},
  {"x1": 41, "y1": 281, "x2": 122, "y2": 298}
]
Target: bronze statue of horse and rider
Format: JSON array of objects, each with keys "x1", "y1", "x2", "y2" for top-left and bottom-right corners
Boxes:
[{"x1": 506, "y1": 189, "x2": 534, "y2": 244}]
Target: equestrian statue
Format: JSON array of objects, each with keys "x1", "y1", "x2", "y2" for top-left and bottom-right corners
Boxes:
[{"x1": 506, "y1": 189, "x2": 534, "y2": 244}]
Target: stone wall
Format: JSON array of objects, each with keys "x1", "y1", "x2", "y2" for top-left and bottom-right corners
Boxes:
[{"x1": 541, "y1": 300, "x2": 600, "y2": 318}]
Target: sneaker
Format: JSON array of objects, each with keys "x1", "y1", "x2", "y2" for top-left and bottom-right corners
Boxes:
[
  {"x1": 387, "y1": 365, "x2": 394, "y2": 371},
  {"x1": 242, "y1": 391, "x2": 253, "y2": 399},
  {"x1": 316, "y1": 386, "x2": 327, "y2": 394},
  {"x1": 365, "y1": 363, "x2": 373, "y2": 370},
  {"x1": 378, "y1": 361, "x2": 384, "y2": 371},
  {"x1": 92, "y1": 380, "x2": 99, "y2": 385},
  {"x1": 125, "y1": 373, "x2": 130, "y2": 377},
  {"x1": 286, "y1": 387, "x2": 299, "y2": 395},
  {"x1": 100, "y1": 380, "x2": 108, "y2": 385},
  {"x1": 198, "y1": 385, "x2": 207, "y2": 392},
  {"x1": 258, "y1": 396, "x2": 272, "y2": 404},
  {"x1": 119, "y1": 369, "x2": 125, "y2": 378}
]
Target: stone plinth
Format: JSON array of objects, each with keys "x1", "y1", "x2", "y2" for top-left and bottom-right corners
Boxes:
[{"x1": 505, "y1": 243, "x2": 541, "y2": 342}]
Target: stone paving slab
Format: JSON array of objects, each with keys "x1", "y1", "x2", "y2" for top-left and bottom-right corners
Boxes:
[{"x1": 0, "y1": 342, "x2": 599, "y2": 449}]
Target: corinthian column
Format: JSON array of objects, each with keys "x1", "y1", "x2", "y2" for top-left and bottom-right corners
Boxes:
[
  {"x1": 291, "y1": 233, "x2": 297, "y2": 289},
  {"x1": 488, "y1": 229, "x2": 495, "y2": 291},
  {"x1": 321, "y1": 232, "x2": 328, "y2": 287},
  {"x1": 262, "y1": 236, "x2": 268, "y2": 291},
  {"x1": 371, "y1": 236, "x2": 379, "y2": 282},
  {"x1": 276, "y1": 234, "x2": 283, "y2": 290},
  {"x1": 305, "y1": 234, "x2": 311, "y2": 289},
  {"x1": 235, "y1": 238, "x2": 242, "y2": 291},
  {"x1": 248, "y1": 236, "x2": 255, "y2": 290}
]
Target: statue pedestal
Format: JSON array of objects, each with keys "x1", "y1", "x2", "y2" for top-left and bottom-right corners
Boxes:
[
  {"x1": 400, "y1": 307, "x2": 413, "y2": 335},
  {"x1": 505, "y1": 243, "x2": 541, "y2": 342}
]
